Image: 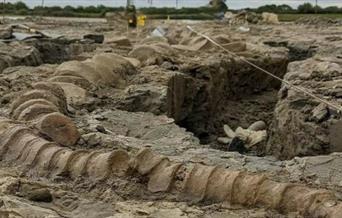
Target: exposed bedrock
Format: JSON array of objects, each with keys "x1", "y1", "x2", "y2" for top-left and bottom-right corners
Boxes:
[
  {"x1": 268, "y1": 57, "x2": 342, "y2": 159},
  {"x1": 0, "y1": 119, "x2": 340, "y2": 218}
]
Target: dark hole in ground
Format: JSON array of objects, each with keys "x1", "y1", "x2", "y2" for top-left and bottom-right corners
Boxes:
[
  {"x1": 171, "y1": 53, "x2": 291, "y2": 155},
  {"x1": 26, "y1": 38, "x2": 97, "y2": 64},
  {"x1": 172, "y1": 42, "x2": 318, "y2": 155},
  {"x1": 263, "y1": 40, "x2": 317, "y2": 61},
  {"x1": 0, "y1": 38, "x2": 98, "y2": 75}
]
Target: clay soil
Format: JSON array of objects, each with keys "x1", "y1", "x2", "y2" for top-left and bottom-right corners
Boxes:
[{"x1": 0, "y1": 16, "x2": 341, "y2": 217}]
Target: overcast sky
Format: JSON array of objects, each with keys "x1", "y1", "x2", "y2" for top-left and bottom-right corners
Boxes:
[{"x1": 6, "y1": 0, "x2": 342, "y2": 9}]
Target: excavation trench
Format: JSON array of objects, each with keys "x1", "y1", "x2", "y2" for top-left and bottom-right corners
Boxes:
[
  {"x1": 165, "y1": 40, "x2": 339, "y2": 160},
  {"x1": 25, "y1": 38, "x2": 97, "y2": 64},
  {"x1": 0, "y1": 38, "x2": 97, "y2": 73},
  {"x1": 167, "y1": 53, "x2": 289, "y2": 155}
]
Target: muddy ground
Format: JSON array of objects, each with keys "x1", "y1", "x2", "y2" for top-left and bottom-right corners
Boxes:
[{"x1": 0, "y1": 16, "x2": 341, "y2": 217}]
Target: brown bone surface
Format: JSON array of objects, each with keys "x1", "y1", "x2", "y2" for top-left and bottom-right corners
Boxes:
[{"x1": 0, "y1": 118, "x2": 341, "y2": 217}]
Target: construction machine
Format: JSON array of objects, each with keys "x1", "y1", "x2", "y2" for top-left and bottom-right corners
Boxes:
[
  {"x1": 105, "y1": 0, "x2": 137, "y2": 28},
  {"x1": 126, "y1": 0, "x2": 137, "y2": 28}
]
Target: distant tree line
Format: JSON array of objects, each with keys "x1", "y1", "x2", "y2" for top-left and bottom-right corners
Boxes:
[
  {"x1": 249, "y1": 3, "x2": 342, "y2": 14},
  {"x1": 0, "y1": 2, "x2": 124, "y2": 17},
  {"x1": 0, "y1": 2, "x2": 341, "y2": 18}
]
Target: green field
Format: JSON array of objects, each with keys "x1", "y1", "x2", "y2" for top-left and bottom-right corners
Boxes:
[{"x1": 278, "y1": 13, "x2": 342, "y2": 22}]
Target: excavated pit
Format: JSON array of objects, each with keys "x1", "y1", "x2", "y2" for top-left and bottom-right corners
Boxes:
[
  {"x1": 169, "y1": 53, "x2": 289, "y2": 154},
  {"x1": 0, "y1": 37, "x2": 97, "y2": 74},
  {"x1": 164, "y1": 38, "x2": 326, "y2": 156},
  {"x1": 163, "y1": 37, "x2": 342, "y2": 159},
  {"x1": 25, "y1": 38, "x2": 97, "y2": 64}
]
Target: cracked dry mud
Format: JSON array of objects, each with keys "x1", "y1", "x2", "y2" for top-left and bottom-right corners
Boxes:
[{"x1": 0, "y1": 16, "x2": 341, "y2": 217}]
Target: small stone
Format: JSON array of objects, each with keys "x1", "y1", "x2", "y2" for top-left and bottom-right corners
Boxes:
[
  {"x1": 217, "y1": 137, "x2": 231, "y2": 144},
  {"x1": 248, "y1": 121, "x2": 266, "y2": 131},
  {"x1": 96, "y1": 125, "x2": 107, "y2": 134},
  {"x1": 78, "y1": 137, "x2": 86, "y2": 146},
  {"x1": 161, "y1": 61, "x2": 175, "y2": 70},
  {"x1": 312, "y1": 103, "x2": 329, "y2": 123},
  {"x1": 146, "y1": 202, "x2": 154, "y2": 207},
  {"x1": 27, "y1": 188, "x2": 53, "y2": 202},
  {"x1": 222, "y1": 41, "x2": 247, "y2": 52},
  {"x1": 107, "y1": 36, "x2": 132, "y2": 47},
  {"x1": 135, "y1": 209, "x2": 150, "y2": 216},
  {"x1": 324, "y1": 200, "x2": 337, "y2": 207},
  {"x1": 94, "y1": 115, "x2": 107, "y2": 121},
  {"x1": 83, "y1": 34, "x2": 104, "y2": 43},
  {"x1": 0, "y1": 26, "x2": 13, "y2": 39},
  {"x1": 83, "y1": 133, "x2": 102, "y2": 147},
  {"x1": 151, "y1": 208, "x2": 185, "y2": 218},
  {"x1": 307, "y1": 172, "x2": 316, "y2": 178}
]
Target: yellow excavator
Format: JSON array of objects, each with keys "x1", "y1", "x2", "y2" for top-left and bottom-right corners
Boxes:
[
  {"x1": 126, "y1": 0, "x2": 137, "y2": 28},
  {"x1": 104, "y1": 0, "x2": 135, "y2": 27}
]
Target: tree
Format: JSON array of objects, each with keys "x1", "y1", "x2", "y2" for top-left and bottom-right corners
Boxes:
[
  {"x1": 298, "y1": 3, "x2": 315, "y2": 13},
  {"x1": 64, "y1": 5, "x2": 74, "y2": 12},
  {"x1": 256, "y1": 4, "x2": 277, "y2": 13},
  {"x1": 324, "y1": 6, "x2": 340, "y2": 13},
  {"x1": 14, "y1": 1, "x2": 28, "y2": 10},
  {"x1": 277, "y1": 4, "x2": 293, "y2": 13},
  {"x1": 313, "y1": 5, "x2": 322, "y2": 13},
  {"x1": 256, "y1": 4, "x2": 293, "y2": 13},
  {"x1": 84, "y1": 6, "x2": 98, "y2": 13},
  {"x1": 209, "y1": 0, "x2": 228, "y2": 11}
]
